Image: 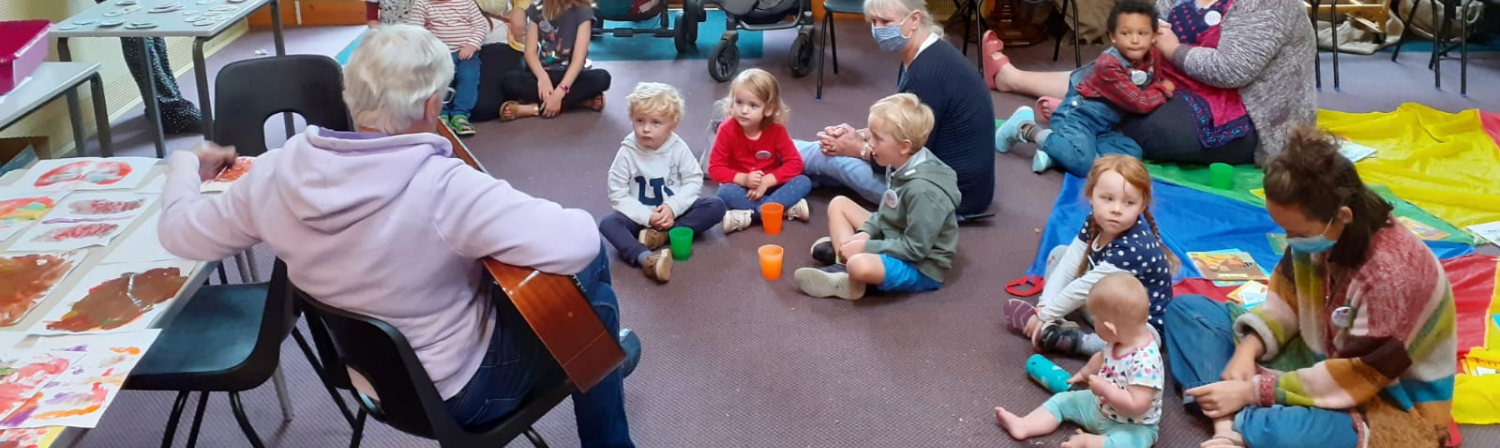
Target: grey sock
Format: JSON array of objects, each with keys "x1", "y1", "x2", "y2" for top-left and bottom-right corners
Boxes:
[
  {"x1": 1078, "y1": 333, "x2": 1106, "y2": 355},
  {"x1": 1035, "y1": 129, "x2": 1053, "y2": 144},
  {"x1": 635, "y1": 251, "x2": 651, "y2": 267}
]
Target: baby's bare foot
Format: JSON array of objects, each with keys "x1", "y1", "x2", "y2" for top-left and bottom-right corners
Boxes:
[{"x1": 993, "y1": 407, "x2": 1029, "y2": 440}]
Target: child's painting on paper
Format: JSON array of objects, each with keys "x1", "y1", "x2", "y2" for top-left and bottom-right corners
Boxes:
[
  {"x1": 201, "y1": 157, "x2": 254, "y2": 193},
  {"x1": 0, "y1": 352, "x2": 82, "y2": 423},
  {"x1": 99, "y1": 215, "x2": 176, "y2": 265},
  {"x1": 29, "y1": 261, "x2": 192, "y2": 335},
  {"x1": 6, "y1": 194, "x2": 155, "y2": 253},
  {"x1": 14, "y1": 158, "x2": 156, "y2": 192},
  {"x1": 0, "y1": 426, "x2": 62, "y2": 448},
  {"x1": 0, "y1": 191, "x2": 70, "y2": 242},
  {"x1": 0, "y1": 252, "x2": 87, "y2": 328},
  {"x1": 0, "y1": 331, "x2": 160, "y2": 429}
]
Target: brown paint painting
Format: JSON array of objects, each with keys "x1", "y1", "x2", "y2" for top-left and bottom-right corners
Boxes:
[
  {"x1": 0, "y1": 254, "x2": 81, "y2": 326},
  {"x1": 44, "y1": 268, "x2": 187, "y2": 333}
]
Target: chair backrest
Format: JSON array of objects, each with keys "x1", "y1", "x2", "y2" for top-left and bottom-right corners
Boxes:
[
  {"x1": 295, "y1": 285, "x2": 580, "y2": 447},
  {"x1": 211, "y1": 55, "x2": 351, "y2": 156}
]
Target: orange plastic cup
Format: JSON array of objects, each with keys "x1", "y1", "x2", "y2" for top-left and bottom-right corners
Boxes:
[
  {"x1": 758, "y1": 244, "x2": 784, "y2": 280},
  {"x1": 760, "y1": 203, "x2": 784, "y2": 234}
]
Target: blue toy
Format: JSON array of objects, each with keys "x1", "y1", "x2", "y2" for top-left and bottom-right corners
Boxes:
[{"x1": 1026, "y1": 354, "x2": 1072, "y2": 394}]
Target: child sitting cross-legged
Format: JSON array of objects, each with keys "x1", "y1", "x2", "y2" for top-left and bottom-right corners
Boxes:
[
  {"x1": 994, "y1": 273, "x2": 1163, "y2": 448},
  {"x1": 794, "y1": 93, "x2": 959, "y2": 300},
  {"x1": 598, "y1": 82, "x2": 727, "y2": 283}
]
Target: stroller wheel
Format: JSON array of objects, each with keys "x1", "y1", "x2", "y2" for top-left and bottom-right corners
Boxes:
[
  {"x1": 790, "y1": 32, "x2": 814, "y2": 77},
  {"x1": 674, "y1": 9, "x2": 698, "y2": 54},
  {"x1": 709, "y1": 39, "x2": 739, "y2": 82}
]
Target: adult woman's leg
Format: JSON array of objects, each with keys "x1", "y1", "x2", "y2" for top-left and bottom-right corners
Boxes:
[
  {"x1": 1119, "y1": 96, "x2": 1259, "y2": 165},
  {"x1": 795, "y1": 140, "x2": 883, "y2": 203},
  {"x1": 568, "y1": 246, "x2": 637, "y2": 447},
  {"x1": 1234, "y1": 406, "x2": 1358, "y2": 448}
]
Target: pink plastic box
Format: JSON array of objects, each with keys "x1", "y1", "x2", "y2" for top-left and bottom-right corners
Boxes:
[{"x1": 0, "y1": 20, "x2": 52, "y2": 95}]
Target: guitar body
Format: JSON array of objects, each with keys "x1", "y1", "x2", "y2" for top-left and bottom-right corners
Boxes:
[{"x1": 438, "y1": 124, "x2": 624, "y2": 392}]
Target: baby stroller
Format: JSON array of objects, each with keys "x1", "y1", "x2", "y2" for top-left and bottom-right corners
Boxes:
[
  {"x1": 593, "y1": 0, "x2": 706, "y2": 54},
  {"x1": 703, "y1": 0, "x2": 816, "y2": 82}
]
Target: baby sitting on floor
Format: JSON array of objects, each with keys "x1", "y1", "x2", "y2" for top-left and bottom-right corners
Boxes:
[{"x1": 994, "y1": 273, "x2": 1163, "y2": 448}]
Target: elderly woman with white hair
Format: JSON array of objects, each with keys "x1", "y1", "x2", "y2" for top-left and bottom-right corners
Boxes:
[
  {"x1": 802, "y1": 0, "x2": 995, "y2": 220},
  {"x1": 156, "y1": 25, "x2": 639, "y2": 447}
]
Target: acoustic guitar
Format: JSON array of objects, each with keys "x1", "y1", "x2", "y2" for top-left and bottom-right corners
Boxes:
[{"x1": 436, "y1": 123, "x2": 625, "y2": 392}]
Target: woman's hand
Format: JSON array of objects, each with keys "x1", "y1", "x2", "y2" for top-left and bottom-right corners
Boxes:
[
  {"x1": 1184, "y1": 380, "x2": 1255, "y2": 419},
  {"x1": 1222, "y1": 332, "x2": 1265, "y2": 381},
  {"x1": 1155, "y1": 25, "x2": 1182, "y2": 59},
  {"x1": 818, "y1": 124, "x2": 863, "y2": 158},
  {"x1": 193, "y1": 142, "x2": 238, "y2": 182}
]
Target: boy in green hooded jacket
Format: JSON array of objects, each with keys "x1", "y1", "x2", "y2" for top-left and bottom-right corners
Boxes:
[{"x1": 796, "y1": 93, "x2": 961, "y2": 300}]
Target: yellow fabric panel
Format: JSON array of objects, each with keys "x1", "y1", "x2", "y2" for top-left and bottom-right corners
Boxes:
[{"x1": 1317, "y1": 104, "x2": 1500, "y2": 228}]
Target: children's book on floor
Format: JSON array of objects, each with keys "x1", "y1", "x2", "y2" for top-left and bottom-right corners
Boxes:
[
  {"x1": 1186, "y1": 249, "x2": 1267, "y2": 281},
  {"x1": 1398, "y1": 216, "x2": 1449, "y2": 241},
  {"x1": 1469, "y1": 221, "x2": 1500, "y2": 247},
  {"x1": 1338, "y1": 139, "x2": 1377, "y2": 163},
  {"x1": 1227, "y1": 281, "x2": 1268, "y2": 308}
]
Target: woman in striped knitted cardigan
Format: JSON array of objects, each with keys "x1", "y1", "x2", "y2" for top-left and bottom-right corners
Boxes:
[{"x1": 1161, "y1": 126, "x2": 1455, "y2": 448}]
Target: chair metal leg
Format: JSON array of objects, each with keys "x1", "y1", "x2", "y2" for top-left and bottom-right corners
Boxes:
[
  {"x1": 1459, "y1": 0, "x2": 1468, "y2": 96},
  {"x1": 291, "y1": 327, "x2": 360, "y2": 426},
  {"x1": 160, "y1": 391, "x2": 190, "y2": 448},
  {"x1": 525, "y1": 428, "x2": 550, "y2": 448},
  {"x1": 1052, "y1": 0, "x2": 1067, "y2": 61},
  {"x1": 1311, "y1": 0, "x2": 1323, "y2": 90},
  {"x1": 1392, "y1": 0, "x2": 1419, "y2": 60},
  {"x1": 1432, "y1": 0, "x2": 1448, "y2": 89},
  {"x1": 243, "y1": 249, "x2": 261, "y2": 283},
  {"x1": 228, "y1": 392, "x2": 267, "y2": 448},
  {"x1": 1329, "y1": 1, "x2": 1339, "y2": 90},
  {"x1": 829, "y1": 13, "x2": 839, "y2": 74},
  {"x1": 1069, "y1": 0, "x2": 1080, "y2": 67},
  {"x1": 816, "y1": 13, "x2": 828, "y2": 101},
  {"x1": 272, "y1": 367, "x2": 294, "y2": 422},
  {"x1": 347, "y1": 410, "x2": 367, "y2": 448},
  {"x1": 185, "y1": 392, "x2": 210, "y2": 448}
]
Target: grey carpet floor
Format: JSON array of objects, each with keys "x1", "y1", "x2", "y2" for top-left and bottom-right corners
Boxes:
[{"x1": 68, "y1": 21, "x2": 1499, "y2": 448}]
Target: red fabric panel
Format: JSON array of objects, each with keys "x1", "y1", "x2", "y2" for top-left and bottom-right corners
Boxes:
[
  {"x1": 1482, "y1": 110, "x2": 1500, "y2": 147},
  {"x1": 1443, "y1": 254, "x2": 1497, "y2": 360}
]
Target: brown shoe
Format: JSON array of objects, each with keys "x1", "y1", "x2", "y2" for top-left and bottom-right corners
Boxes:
[
  {"x1": 642, "y1": 249, "x2": 672, "y2": 283},
  {"x1": 638, "y1": 228, "x2": 669, "y2": 250}
]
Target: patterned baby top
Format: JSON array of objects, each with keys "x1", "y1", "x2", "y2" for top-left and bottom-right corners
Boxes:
[
  {"x1": 1097, "y1": 335, "x2": 1165, "y2": 425},
  {"x1": 1079, "y1": 215, "x2": 1174, "y2": 331}
]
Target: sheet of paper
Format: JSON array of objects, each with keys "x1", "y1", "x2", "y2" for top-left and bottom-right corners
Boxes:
[
  {"x1": 5, "y1": 193, "x2": 155, "y2": 252},
  {"x1": 1469, "y1": 221, "x2": 1500, "y2": 247},
  {"x1": 0, "y1": 330, "x2": 161, "y2": 429},
  {"x1": 1228, "y1": 281, "x2": 1269, "y2": 308},
  {"x1": 0, "y1": 426, "x2": 62, "y2": 447},
  {"x1": 1338, "y1": 140, "x2": 1378, "y2": 163},
  {"x1": 12, "y1": 158, "x2": 157, "y2": 192},
  {"x1": 0, "y1": 191, "x2": 71, "y2": 242},
  {"x1": 27, "y1": 260, "x2": 193, "y2": 335},
  {"x1": 99, "y1": 214, "x2": 177, "y2": 264},
  {"x1": 200, "y1": 157, "x2": 254, "y2": 193},
  {"x1": 0, "y1": 351, "x2": 85, "y2": 423},
  {"x1": 137, "y1": 174, "x2": 166, "y2": 194},
  {"x1": 0, "y1": 252, "x2": 88, "y2": 328}
]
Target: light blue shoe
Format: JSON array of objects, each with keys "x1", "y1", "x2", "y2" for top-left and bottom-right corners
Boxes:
[
  {"x1": 1032, "y1": 150, "x2": 1054, "y2": 174},
  {"x1": 996, "y1": 106, "x2": 1034, "y2": 154},
  {"x1": 619, "y1": 329, "x2": 641, "y2": 378}
]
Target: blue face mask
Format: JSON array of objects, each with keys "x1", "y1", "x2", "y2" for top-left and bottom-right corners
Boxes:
[
  {"x1": 871, "y1": 17, "x2": 911, "y2": 53},
  {"x1": 1286, "y1": 219, "x2": 1336, "y2": 253}
]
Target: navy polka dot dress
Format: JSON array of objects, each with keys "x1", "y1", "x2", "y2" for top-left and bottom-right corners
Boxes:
[{"x1": 1079, "y1": 214, "x2": 1174, "y2": 331}]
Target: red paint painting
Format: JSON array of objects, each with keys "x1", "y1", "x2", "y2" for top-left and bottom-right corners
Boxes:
[
  {"x1": 31, "y1": 224, "x2": 117, "y2": 243},
  {"x1": 213, "y1": 157, "x2": 253, "y2": 183},
  {"x1": 44, "y1": 267, "x2": 187, "y2": 333},
  {"x1": 33, "y1": 161, "x2": 133, "y2": 188},
  {"x1": 65, "y1": 198, "x2": 145, "y2": 216},
  {"x1": 0, "y1": 353, "x2": 75, "y2": 423},
  {"x1": 0, "y1": 253, "x2": 83, "y2": 327}
]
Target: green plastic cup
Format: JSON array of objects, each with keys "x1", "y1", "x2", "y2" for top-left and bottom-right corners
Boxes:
[
  {"x1": 669, "y1": 227, "x2": 693, "y2": 261},
  {"x1": 1209, "y1": 163, "x2": 1234, "y2": 190}
]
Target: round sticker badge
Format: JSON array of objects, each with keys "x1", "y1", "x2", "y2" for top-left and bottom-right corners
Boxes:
[
  {"x1": 1204, "y1": 11, "x2": 1222, "y2": 26},
  {"x1": 882, "y1": 189, "x2": 899, "y2": 209},
  {"x1": 1130, "y1": 69, "x2": 1148, "y2": 86},
  {"x1": 754, "y1": 150, "x2": 772, "y2": 160},
  {"x1": 1330, "y1": 306, "x2": 1353, "y2": 328}
]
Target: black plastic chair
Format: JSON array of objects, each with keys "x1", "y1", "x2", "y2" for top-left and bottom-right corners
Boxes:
[
  {"x1": 815, "y1": 0, "x2": 867, "y2": 101},
  {"x1": 124, "y1": 260, "x2": 297, "y2": 448},
  {"x1": 296, "y1": 289, "x2": 579, "y2": 448},
  {"x1": 211, "y1": 54, "x2": 352, "y2": 156}
]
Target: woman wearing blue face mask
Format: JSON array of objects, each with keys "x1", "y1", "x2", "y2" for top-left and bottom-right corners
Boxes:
[
  {"x1": 798, "y1": 0, "x2": 995, "y2": 220},
  {"x1": 1159, "y1": 126, "x2": 1456, "y2": 448}
]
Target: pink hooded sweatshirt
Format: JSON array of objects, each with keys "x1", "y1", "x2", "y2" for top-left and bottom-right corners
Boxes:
[{"x1": 158, "y1": 126, "x2": 601, "y2": 399}]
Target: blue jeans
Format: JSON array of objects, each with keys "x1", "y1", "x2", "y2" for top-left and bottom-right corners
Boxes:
[
  {"x1": 716, "y1": 174, "x2": 813, "y2": 222},
  {"x1": 599, "y1": 197, "x2": 727, "y2": 265},
  {"x1": 445, "y1": 51, "x2": 482, "y2": 118},
  {"x1": 1163, "y1": 295, "x2": 1357, "y2": 448},
  {"x1": 795, "y1": 139, "x2": 884, "y2": 204},
  {"x1": 1040, "y1": 91, "x2": 1141, "y2": 178},
  {"x1": 443, "y1": 246, "x2": 634, "y2": 448}
]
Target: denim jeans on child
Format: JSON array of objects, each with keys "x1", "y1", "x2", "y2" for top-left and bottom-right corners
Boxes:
[
  {"x1": 445, "y1": 51, "x2": 482, "y2": 118},
  {"x1": 795, "y1": 139, "x2": 885, "y2": 204},
  {"x1": 442, "y1": 246, "x2": 635, "y2": 448},
  {"x1": 716, "y1": 175, "x2": 813, "y2": 222},
  {"x1": 1039, "y1": 64, "x2": 1144, "y2": 178},
  {"x1": 1162, "y1": 295, "x2": 1357, "y2": 448},
  {"x1": 599, "y1": 197, "x2": 727, "y2": 265}
]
